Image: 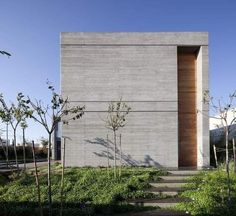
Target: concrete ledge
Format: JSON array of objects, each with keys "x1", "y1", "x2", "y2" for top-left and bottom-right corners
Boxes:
[{"x1": 61, "y1": 32, "x2": 208, "y2": 46}]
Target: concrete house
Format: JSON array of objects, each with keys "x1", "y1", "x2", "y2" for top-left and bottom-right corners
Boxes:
[{"x1": 58, "y1": 32, "x2": 209, "y2": 168}]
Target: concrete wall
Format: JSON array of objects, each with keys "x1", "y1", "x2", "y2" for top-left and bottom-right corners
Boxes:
[
  {"x1": 196, "y1": 46, "x2": 210, "y2": 167},
  {"x1": 60, "y1": 32, "x2": 209, "y2": 168}
]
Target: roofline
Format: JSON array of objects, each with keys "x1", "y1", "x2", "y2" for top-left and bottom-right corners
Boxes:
[{"x1": 60, "y1": 32, "x2": 208, "y2": 46}]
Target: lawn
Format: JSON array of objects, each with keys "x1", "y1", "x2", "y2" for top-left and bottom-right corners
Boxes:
[
  {"x1": 0, "y1": 164, "x2": 166, "y2": 215},
  {"x1": 175, "y1": 164, "x2": 236, "y2": 215}
]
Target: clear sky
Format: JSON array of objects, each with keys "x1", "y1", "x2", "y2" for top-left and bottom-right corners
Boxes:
[{"x1": 0, "y1": 0, "x2": 236, "y2": 142}]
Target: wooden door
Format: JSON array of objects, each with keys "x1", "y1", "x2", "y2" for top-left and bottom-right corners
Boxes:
[{"x1": 178, "y1": 52, "x2": 197, "y2": 167}]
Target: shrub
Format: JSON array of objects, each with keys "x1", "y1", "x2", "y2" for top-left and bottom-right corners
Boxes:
[{"x1": 0, "y1": 174, "x2": 8, "y2": 186}]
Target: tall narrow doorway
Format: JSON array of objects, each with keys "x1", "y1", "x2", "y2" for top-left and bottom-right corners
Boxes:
[{"x1": 178, "y1": 47, "x2": 198, "y2": 167}]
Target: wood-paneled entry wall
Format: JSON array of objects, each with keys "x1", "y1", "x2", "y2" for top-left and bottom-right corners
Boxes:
[{"x1": 178, "y1": 48, "x2": 197, "y2": 167}]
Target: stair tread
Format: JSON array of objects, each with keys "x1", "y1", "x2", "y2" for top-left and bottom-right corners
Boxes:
[
  {"x1": 146, "y1": 187, "x2": 185, "y2": 192},
  {"x1": 159, "y1": 179, "x2": 188, "y2": 183},
  {"x1": 168, "y1": 171, "x2": 199, "y2": 176},
  {"x1": 114, "y1": 209, "x2": 189, "y2": 216},
  {"x1": 167, "y1": 173, "x2": 196, "y2": 176},
  {"x1": 129, "y1": 197, "x2": 190, "y2": 203},
  {"x1": 150, "y1": 182, "x2": 186, "y2": 188}
]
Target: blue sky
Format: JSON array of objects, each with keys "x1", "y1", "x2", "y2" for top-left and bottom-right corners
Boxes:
[{"x1": 0, "y1": 0, "x2": 236, "y2": 142}]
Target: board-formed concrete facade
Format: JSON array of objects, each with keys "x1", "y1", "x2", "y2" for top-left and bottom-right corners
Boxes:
[{"x1": 60, "y1": 32, "x2": 209, "y2": 168}]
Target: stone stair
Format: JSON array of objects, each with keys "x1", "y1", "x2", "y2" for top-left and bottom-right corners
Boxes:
[
  {"x1": 128, "y1": 169, "x2": 199, "y2": 215},
  {"x1": 129, "y1": 197, "x2": 190, "y2": 208}
]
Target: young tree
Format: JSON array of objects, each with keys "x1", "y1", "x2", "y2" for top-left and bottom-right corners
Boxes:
[
  {"x1": 105, "y1": 99, "x2": 131, "y2": 178},
  {"x1": 204, "y1": 90, "x2": 236, "y2": 204},
  {"x1": 0, "y1": 93, "x2": 27, "y2": 171},
  {"x1": 21, "y1": 120, "x2": 28, "y2": 171},
  {"x1": 25, "y1": 82, "x2": 85, "y2": 215}
]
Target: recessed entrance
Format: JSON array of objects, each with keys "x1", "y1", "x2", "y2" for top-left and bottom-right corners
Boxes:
[{"x1": 178, "y1": 47, "x2": 199, "y2": 167}]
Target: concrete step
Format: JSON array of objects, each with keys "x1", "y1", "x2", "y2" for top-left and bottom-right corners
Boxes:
[
  {"x1": 129, "y1": 197, "x2": 190, "y2": 208},
  {"x1": 168, "y1": 170, "x2": 199, "y2": 176},
  {"x1": 159, "y1": 179, "x2": 188, "y2": 183},
  {"x1": 160, "y1": 175, "x2": 192, "y2": 181},
  {"x1": 145, "y1": 188, "x2": 179, "y2": 196},
  {"x1": 114, "y1": 209, "x2": 189, "y2": 216},
  {"x1": 146, "y1": 186, "x2": 184, "y2": 196},
  {"x1": 150, "y1": 182, "x2": 186, "y2": 188}
]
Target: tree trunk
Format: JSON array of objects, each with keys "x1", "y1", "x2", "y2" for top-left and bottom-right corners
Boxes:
[
  {"x1": 213, "y1": 145, "x2": 218, "y2": 168},
  {"x1": 107, "y1": 134, "x2": 110, "y2": 167},
  {"x1": 23, "y1": 128, "x2": 26, "y2": 171},
  {"x1": 48, "y1": 133, "x2": 52, "y2": 216},
  {"x1": 225, "y1": 128, "x2": 231, "y2": 204},
  {"x1": 119, "y1": 134, "x2": 122, "y2": 178},
  {"x1": 107, "y1": 134, "x2": 110, "y2": 178},
  {"x1": 0, "y1": 138, "x2": 12, "y2": 172},
  {"x1": 60, "y1": 137, "x2": 66, "y2": 216},
  {"x1": 233, "y1": 138, "x2": 236, "y2": 174},
  {"x1": 13, "y1": 129, "x2": 19, "y2": 171},
  {"x1": 32, "y1": 140, "x2": 43, "y2": 216},
  {"x1": 113, "y1": 130, "x2": 117, "y2": 179},
  {"x1": 6, "y1": 123, "x2": 9, "y2": 168}
]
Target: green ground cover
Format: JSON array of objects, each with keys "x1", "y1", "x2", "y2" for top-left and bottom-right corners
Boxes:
[
  {"x1": 176, "y1": 165, "x2": 236, "y2": 215},
  {"x1": 0, "y1": 164, "x2": 166, "y2": 215}
]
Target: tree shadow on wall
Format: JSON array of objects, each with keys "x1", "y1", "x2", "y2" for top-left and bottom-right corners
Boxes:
[
  {"x1": 85, "y1": 137, "x2": 162, "y2": 167},
  {"x1": 143, "y1": 155, "x2": 162, "y2": 167}
]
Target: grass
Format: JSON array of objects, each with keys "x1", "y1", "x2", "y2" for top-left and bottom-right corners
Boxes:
[
  {"x1": 0, "y1": 164, "x2": 166, "y2": 215},
  {"x1": 0, "y1": 174, "x2": 8, "y2": 185},
  {"x1": 175, "y1": 164, "x2": 236, "y2": 215}
]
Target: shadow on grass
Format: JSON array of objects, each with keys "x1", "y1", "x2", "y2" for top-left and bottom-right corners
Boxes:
[{"x1": 0, "y1": 201, "x2": 157, "y2": 216}]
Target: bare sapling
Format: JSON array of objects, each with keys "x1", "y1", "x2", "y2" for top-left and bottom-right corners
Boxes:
[
  {"x1": 21, "y1": 120, "x2": 28, "y2": 171},
  {"x1": 105, "y1": 99, "x2": 131, "y2": 179},
  {"x1": 24, "y1": 81, "x2": 85, "y2": 215},
  {"x1": 204, "y1": 90, "x2": 236, "y2": 205}
]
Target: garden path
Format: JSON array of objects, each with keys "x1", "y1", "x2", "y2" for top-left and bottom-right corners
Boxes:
[{"x1": 124, "y1": 169, "x2": 199, "y2": 216}]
